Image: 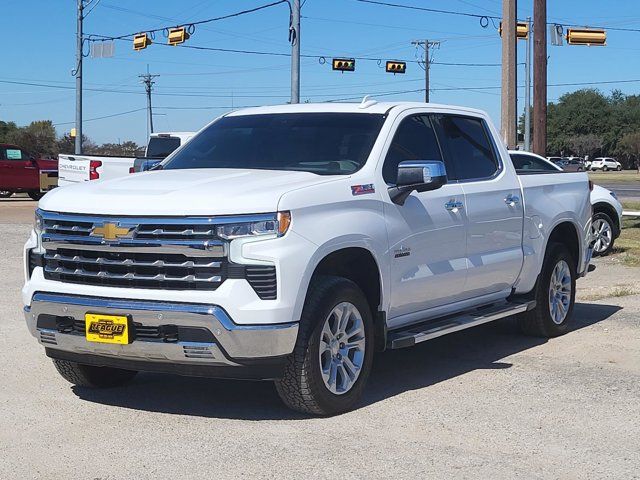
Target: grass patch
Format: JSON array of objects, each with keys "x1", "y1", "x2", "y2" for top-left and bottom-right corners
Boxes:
[
  {"x1": 611, "y1": 286, "x2": 636, "y2": 297},
  {"x1": 613, "y1": 202, "x2": 640, "y2": 267},
  {"x1": 588, "y1": 171, "x2": 640, "y2": 184}
]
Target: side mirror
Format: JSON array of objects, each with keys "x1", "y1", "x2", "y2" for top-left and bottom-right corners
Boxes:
[{"x1": 388, "y1": 160, "x2": 447, "y2": 206}]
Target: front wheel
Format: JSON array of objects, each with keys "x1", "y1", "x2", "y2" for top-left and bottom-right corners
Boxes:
[
  {"x1": 519, "y1": 243, "x2": 576, "y2": 337},
  {"x1": 52, "y1": 359, "x2": 138, "y2": 388},
  {"x1": 28, "y1": 191, "x2": 44, "y2": 201},
  {"x1": 275, "y1": 276, "x2": 374, "y2": 415},
  {"x1": 591, "y1": 212, "x2": 615, "y2": 256},
  {"x1": 617, "y1": 166, "x2": 622, "y2": 171},
  {"x1": 602, "y1": 165, "x2": 609, "y2": 172},
  {"x1": 0, "y1": 190, "x2": 12, "y2": 198}
]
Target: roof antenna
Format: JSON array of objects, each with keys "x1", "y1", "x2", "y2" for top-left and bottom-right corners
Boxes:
[{"x1": 359, "y1": 95, "x2": 377, "y2": 109}]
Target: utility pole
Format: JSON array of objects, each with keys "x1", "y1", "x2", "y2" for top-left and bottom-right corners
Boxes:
[
  {"x1": 533, "y1": 0, "x2": 547, "y2": 156},
  {"x1": 500, "y1": 0, "x2": 517, "y2": 149},
  {"x1": 524, "y1": 16, "x2": 532, "y2": 151},
  {"x1": 412, "y1": 40, "x2": 440, "y2": 102},
  {"x1": 290, "y1": 0, "x2": 300, "y2": 103},
  {"x1": 140, "y1": 67, "x2": 159, "y2": 139},
  {"x1": 75, "y1": 0, "x2": 84, "y2": 155}
]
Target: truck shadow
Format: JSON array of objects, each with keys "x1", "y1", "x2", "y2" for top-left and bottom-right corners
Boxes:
[{"x1": 71, "y1": 302, "x2": 621, "y2": 420}]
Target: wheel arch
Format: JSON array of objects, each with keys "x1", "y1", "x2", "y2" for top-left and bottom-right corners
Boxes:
[
  {"x1": 592, "y1": 201, "x2": 621, "y2": 236},
  {"x1": 295, "y1": 243, "x2": 387, "y2": 351}
]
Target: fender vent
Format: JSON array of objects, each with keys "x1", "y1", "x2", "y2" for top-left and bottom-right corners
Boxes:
[
  {"x1": 183, "y1": 345, "x2": 215, "y2": 359},
  {"x1": 39, "y1": 331, "x2": 57, "y2": 345},
  {"x1": 245, "y1": 266, "x2": 277, "y2": 300}
]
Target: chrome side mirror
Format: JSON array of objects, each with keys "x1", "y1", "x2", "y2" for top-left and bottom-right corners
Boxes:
[{"x1": 389, "y1": 160, "x2": 448, "y2": 205}]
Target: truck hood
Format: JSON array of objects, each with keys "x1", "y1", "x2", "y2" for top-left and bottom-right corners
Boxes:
[{"x1": 40, "y1": 168, "x2": 343, "y2": 216}]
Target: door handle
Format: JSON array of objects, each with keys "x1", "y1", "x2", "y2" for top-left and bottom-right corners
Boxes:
[
  {"x1": 504, "y1": 194, "x2": 520, "y2": 207},
  {"x1": 445, "y1": 200, "x2": 464, "y2": 212}
]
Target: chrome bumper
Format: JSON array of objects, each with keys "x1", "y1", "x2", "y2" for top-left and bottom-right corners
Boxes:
[{"x1": 25, "y1": 293, "x2": 298, "y2": 372}]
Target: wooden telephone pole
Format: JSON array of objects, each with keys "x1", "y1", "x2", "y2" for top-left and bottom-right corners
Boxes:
[
  {"x1": 533, "y1": 0, "x2": 547, "y2": 156},
  {"x1": 500, "y1": 0, "x2": 517, "y2": 148}
]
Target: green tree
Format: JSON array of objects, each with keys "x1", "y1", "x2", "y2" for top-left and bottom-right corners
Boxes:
[
  {"x1": 5, "y1": 120, "x2": 57, "y2": 156},
  {"x1": 618, "y1": 131, "x2": 640, "y2": 171}
]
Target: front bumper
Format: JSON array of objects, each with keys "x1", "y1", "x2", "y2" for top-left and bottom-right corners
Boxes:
[{"x1": 25, "y1": 293, "x2": 298, "y2": 380}]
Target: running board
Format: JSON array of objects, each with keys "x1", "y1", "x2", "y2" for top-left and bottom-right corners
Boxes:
[{"x1": 387, "y1": 300, "x2": 536, "y2": 349}]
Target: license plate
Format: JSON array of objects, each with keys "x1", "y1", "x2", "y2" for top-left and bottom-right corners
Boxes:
[{"x1": 85, "y1": 313, "x2": 129, "y2": 344}]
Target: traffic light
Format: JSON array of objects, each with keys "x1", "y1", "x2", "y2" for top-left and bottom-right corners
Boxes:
[
  {"x1": 168, "y1": 27, "x2": 190, "y2": 46},
  {"x1": 566, "y1": 28, "x2": 606, "y2": 46},
  {"x1": 385, "y1": 61, "x2": 406, "y2": 74},
  {"x1": 133, "y1": 33, "x2": 152, "y2": 51},
  {"x1": 332, "y1": 58, "x2": 355, "y2": 72},
  {"x1": 499, "y1": 21, "x2": 529, "y2": 40}
]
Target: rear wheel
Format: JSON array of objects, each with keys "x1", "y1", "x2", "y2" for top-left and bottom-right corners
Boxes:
[
  {"x1": 275, "y1": 276, "x2": 374, "y2": 415},
  {"x1": 519, "y1": 243, "x2": 576, "y2": 337},
  {"x1": 591, "y1": 212, "x2": 615, "y2": 256},
  {"x1": 28, "y1": 191, "x2": 44, "y2": 201},
  {"x1": 0, "y1": 190, "x2": 12, "y2": 198},
  {"x1": 52, "y1": 359, "x2": 138, "y2": 388},
  {"x1": 602, "y1": 165, "x2": 609, "y2": 172}
]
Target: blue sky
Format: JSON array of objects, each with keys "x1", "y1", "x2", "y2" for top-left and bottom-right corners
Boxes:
[{"x1": 3, "y1": 0, "x2": 640, "y2": 145}]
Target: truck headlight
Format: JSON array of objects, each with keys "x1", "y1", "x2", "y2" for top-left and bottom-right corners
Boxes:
[
  {"x1": 217, "y1": 211, "x2": 291, "y2": 240},
  {"x1": 34, "y1": 210, "x2": 43, "y2": 235}
]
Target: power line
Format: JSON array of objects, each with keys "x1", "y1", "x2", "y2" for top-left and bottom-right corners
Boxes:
[
  {"x1": 54, "y1": 108, "x2": 147, "y2": 126},
  {"x1": 353, "y1": 0, "x2": 640, "y2": 33},
  {"x1": 93, "y1": 1, "x2": 288, "y2": 41}
]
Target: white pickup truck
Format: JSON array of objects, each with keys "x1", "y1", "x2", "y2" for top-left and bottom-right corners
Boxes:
[
  {"x1": 23, "y1": 101, "x2": 593, "y2": 415},
  {"x1": 57, "y1": 132, "x2": 194, "y2": 186}
]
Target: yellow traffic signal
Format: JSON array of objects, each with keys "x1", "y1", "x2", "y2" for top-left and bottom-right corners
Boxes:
[
  {"x1": 168, "y1": 27, "x2": 190, "y2": 46},
  {"x1": 133, "y1": 33, "x2": 152, "y2": 51},
  {"x1": 385, "y1": 61, "x2": 406, "y2": 74},
  {"x1": 566, "y1": 28, "x2": 606, "y2": 46},
  {"x1": 499, "y1": 21, "x2": 529, "y2": 40},
  {"x1": 332, "y1": 58, "x2": 355, "y2": 72}
]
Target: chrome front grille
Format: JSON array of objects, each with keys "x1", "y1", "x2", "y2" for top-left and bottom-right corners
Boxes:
[
  {"x1": 44, "y1": 248, "x2": 224, "y2": 290},
  {"x1": 38, "y1": 210, "x2": 277, "y2": 296}
]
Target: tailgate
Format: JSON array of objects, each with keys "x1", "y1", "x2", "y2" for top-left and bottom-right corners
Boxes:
[{"x1": 57, "y1": 154, "x2": 89, "y2": 186}]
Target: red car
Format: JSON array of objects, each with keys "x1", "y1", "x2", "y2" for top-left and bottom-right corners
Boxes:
[{"x1": 0, "y1": 144, "x2": 58, "y2": 200}]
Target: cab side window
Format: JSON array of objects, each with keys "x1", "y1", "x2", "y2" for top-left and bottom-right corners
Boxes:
[
  {"x1": 382, "y1": 115, "x2": 443, "y2": 184},
  {"x1": 5, "y1": 148, "x2": 25, "y2": 160},
  {"x1": 434, "y1": 115, "x2": 499, "y2": 181}
]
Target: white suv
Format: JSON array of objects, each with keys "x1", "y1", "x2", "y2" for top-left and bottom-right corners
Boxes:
[{"x1": 591, "y1": 157, "x2": 622, "y2": 171}]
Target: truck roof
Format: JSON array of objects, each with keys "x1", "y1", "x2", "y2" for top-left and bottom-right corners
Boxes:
[{"x1": 225, "y1": 101, "x2": 487, "y2": 117}]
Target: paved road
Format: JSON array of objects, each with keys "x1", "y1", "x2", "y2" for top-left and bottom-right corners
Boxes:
[
  {"x1": 599, "y1": 183, "x2": 640, "y2": 200},
  {"x1": 1, "y1": 218, "x2": 639, "y2": 478}
]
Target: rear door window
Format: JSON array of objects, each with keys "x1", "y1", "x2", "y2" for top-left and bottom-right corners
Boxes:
[
  {"x1": 146, "y1": 137, "x2": 181, "y2": 159},
  {"x1": 433, "y1": 115, "x2": 499, "y2": 181}
]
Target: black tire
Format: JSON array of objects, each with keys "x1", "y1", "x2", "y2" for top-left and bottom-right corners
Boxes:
[
  {"x1": 602, "y1": 165, "x2": 609, "y2": 172},
  {"x1": 28, "y1": 191, "x2": 44, "y2": 201},
  {"x1": 519, "y1": 243, "x2": 577, "y2": 338},
  {"x1": 0, "y1": 190, "x2": 12, "y2": 198},
  {"x1": 591, "y1": 211, "x2": 615, "y2": 257},
  {"x1": 52, "y1": 359, "x2": 138, "y2": 388},
  {"x1": 275, "y1": 276, "x2": 374, "y2": 416},
  {"x1": 617, "y1": 166, "x2": 622, "y2": 171}
]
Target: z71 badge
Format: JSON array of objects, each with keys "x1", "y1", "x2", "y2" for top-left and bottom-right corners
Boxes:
[{"x1": 351, "y1": 184, "x2": 375, "y2": 196}]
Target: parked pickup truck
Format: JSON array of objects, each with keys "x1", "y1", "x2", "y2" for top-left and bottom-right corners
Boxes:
[
  {"x1": 58, "y1": 132, "x2": 194, "y2": 186},
  {"x1": 0, "y1": 143, "x2": 58, "y2": 200},
  {"x1": 23, "y1": 101, "x2": 593, "y2": 415}
]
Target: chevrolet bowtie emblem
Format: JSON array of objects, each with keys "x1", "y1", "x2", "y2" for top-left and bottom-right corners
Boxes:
[{"x1": 91, "y1": 222, "x2": 133, "y2": 241}]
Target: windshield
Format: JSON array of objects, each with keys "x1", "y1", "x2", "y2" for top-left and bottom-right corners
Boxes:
[
  {"x1": 162, "y1": 113, "x2": 386, "y2": 175},
  {"x1": 146, "y1": 137, "x2": 181, "y2": 159}
]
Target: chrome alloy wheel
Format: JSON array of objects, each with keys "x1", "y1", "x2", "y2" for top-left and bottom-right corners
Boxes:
[
  {"x1": 318, "y1": 302, "x2": 366, "y2": 395},
  {"x1": 591, "y1": 218, "x2": 613, "y2": 254},
  {"x1": 548, "y1": 260, "x2": 572, "y2": 325}
]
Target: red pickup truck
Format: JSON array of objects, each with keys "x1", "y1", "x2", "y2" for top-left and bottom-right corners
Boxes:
[{"x1": 0, "y1": 144, "x2": 58, "y2": 200}]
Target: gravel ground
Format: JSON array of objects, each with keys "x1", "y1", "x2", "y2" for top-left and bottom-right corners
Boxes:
[{"x1": 1, "y1": 206, "x2": 639, "y2": 479}]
